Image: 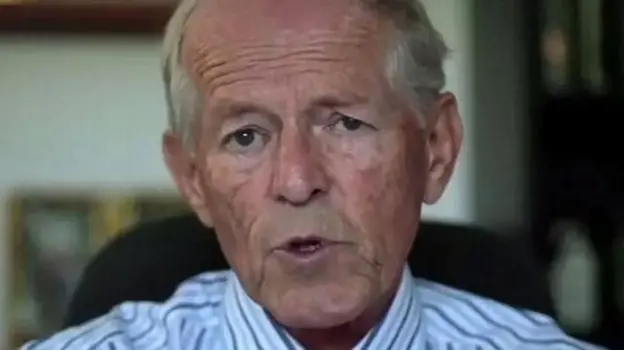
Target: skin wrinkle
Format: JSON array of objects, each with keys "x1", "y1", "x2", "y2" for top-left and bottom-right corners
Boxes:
[
  {"x1": 195, "y1": 40, "x2": 360, "y2": 69},
  {"x1": 163, "y1": 0, "x2": 462, "y2": 348},
  {"x1": 191, "y1": 41, "x2": 378, "y2": 97},
  {"x1": 184, "y1": 1, "x2": 386, "y2": 97}
]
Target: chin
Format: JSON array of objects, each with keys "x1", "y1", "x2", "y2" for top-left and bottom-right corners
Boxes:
[{"x1": 265, "y1": 279, "x2": 375, "y2": 329}]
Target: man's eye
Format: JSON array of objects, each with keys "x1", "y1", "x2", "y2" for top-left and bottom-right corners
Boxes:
[
  {"x1": 224, "y1": 128, "x2": 267, "y2": 154},
  {"x1": 328, "y1": 114, "x2": 374, "y2": 134},
  {"x1": 233, "y1": 129, "x2": 256, "y2": 146},
  {"x1": 339, "y1": 116, "x2": 364, "y2": 131}
]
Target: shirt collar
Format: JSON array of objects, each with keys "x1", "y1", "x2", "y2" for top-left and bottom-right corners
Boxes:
[{"x1": 222, "y1": 267, "x2": 427, "y2": 350}]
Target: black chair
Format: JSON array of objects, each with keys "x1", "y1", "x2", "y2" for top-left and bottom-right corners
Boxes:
[{"x1": 63, "y1": 213, "x2": 554, "y2": 328}]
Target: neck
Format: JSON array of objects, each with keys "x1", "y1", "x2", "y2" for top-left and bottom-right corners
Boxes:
[{"x1": 286, "y1": 280, "x2": 401, "y2": 350}]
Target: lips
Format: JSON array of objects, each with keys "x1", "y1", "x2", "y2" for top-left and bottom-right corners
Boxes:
[{"x1": 279, "y1": 236, "x2": 335, "y2": 256}]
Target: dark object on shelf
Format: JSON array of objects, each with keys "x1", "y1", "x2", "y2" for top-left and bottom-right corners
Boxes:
[
  {"x1": 0, "y1": 1, "x2": 177, "y2": 34},
  {"x1": 527, "y1": 0, "x2": 623, "y2": 348}
]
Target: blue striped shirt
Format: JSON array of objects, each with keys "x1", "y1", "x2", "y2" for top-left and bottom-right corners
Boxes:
[{"x1": 24, "y1": 267, "x2": 598, "y2": 350}]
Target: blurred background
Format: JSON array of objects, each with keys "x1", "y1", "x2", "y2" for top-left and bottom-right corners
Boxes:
[{"x1": 0, "y1": 0, "x2": 622, "y2": 348}]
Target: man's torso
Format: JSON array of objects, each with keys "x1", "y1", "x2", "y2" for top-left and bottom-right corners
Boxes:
[{"x1": 24, "y1": 269, "x2": 597, "y2": 350}]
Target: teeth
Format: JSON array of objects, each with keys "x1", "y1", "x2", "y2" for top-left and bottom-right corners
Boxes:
[
  {"x1": 289, "y1": 241, "x2": 322, "y2": 253},
  {"x1": 299, "y1": 243, "x2": 320, "y2": 253}
]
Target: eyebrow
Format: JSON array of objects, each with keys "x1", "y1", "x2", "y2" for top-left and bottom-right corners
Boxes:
[
  {"x1": 308, "y1": 93, "x2": 369, "y2": 109},
  {"x1": 211, "y1": 93, "x2": 370, "y2": 120},
  {"x1": 211, "y1": 99, "x2": 277, "y2": 121}
]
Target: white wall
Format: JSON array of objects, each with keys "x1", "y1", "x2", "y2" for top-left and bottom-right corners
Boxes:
[
  {"x1": 0, "y1": 36, "x2": 171, "y2": 346},
  {"x1": 0, "y1": 0, "x2": 532, "y2": 345},
  {"x1": 419, "y1": 0, "x2": 475, "y2": 224},
  {"x1": 471, "y1": 0, "x2": 530, "y2": 232}
]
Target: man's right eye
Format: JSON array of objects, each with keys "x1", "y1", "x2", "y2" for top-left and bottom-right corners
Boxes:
[{"x1": 223, "y1": 127, "x2": 267, "y2": 154}]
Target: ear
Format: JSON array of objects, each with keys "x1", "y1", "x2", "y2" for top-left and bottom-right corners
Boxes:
[
  {"x1": 162, "y1": 131, "x2": 213, "y2": 226},
  {"x1": 423, "y1": 92, "x2": 463, "y2": 205}
]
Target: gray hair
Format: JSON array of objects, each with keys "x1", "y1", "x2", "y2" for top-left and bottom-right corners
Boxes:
[{"x1": 161, "y1": 0, "x2": 449, "y2": 149}]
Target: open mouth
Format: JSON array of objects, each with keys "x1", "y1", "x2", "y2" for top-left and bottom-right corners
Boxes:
[{"x1": 281, "y1": 236, "x2": 332, "y2": 256}]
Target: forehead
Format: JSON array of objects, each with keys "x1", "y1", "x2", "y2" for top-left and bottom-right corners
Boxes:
[
  {"x1": 180, "y1": 0, "x2": 392, "y2": 97},
  {"x1": 183, "y1": 0, "x2": 385, "y2": 45}
]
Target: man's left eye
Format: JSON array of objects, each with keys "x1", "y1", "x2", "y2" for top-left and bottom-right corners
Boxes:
[
  {"x1": 339, "y1": 116, "x2": 364, "y2": 131},
  {"x1": 328, "y1": 114, "x2": 374, "y2": 134}
]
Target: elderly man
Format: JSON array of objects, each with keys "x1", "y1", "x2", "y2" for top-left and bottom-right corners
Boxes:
[{"x1": 25, "y1": 0, "x2": 596, "y2": 349}]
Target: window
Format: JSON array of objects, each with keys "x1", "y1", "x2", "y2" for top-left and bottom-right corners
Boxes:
[{"x1": 541, "y1": 0, "x2": 606, "y2": 94}]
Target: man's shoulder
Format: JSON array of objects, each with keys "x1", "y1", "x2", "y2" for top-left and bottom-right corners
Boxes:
[
  {"x1": 23, "y1": 270, "x2": 231, "y2": 350},
  {"x1": 413, "y1": 278, "x2": 599, "y2": 350}
]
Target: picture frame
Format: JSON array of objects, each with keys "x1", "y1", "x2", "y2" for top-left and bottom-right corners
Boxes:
[
  {"x1": 0, "y1": 1, "x2": 178, "y2": 34},
  {"x1": 6, "y1": 189, "x2": 188, "y2": 348},
  {"x1": 133, "y1": 194, "x2": 189, "y2": 223},
  {"x1": 8, "y1": 193, "x2": 102, "y2": 348}
]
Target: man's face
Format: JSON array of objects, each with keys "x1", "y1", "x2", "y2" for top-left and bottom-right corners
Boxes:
[{"x1": 165, "y1": 0, "x2": 461, "y2": 329}]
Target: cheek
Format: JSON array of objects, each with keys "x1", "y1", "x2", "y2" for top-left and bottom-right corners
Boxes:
[
  {"x1": 324, "y1": 134, "x2": 425, "y2": 254},
  {"x1": 199, "y1": 157, "x2": 269, "y2": 257}
]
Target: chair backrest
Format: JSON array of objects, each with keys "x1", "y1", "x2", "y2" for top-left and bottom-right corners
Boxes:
[{"x1": 63, "y1": 213, "x2": 553, "y2": 327}]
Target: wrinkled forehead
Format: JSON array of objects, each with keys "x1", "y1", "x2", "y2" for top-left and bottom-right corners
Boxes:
[{"x1": 180, "y1": 0, "x2": 391, "y2": 75}]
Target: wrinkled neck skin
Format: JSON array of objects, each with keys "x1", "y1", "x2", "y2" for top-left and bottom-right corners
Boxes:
[{"x1": 285, "y1": 277, "x2": 400, "y2": 349}]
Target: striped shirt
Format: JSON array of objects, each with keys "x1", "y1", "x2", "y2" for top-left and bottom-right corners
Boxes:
[{"x1": 24, "y1": 267, "x2": 598, "y2": 350}]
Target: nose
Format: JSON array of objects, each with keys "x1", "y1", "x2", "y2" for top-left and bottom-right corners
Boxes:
[{"x1": 270, "y1": 127, "x2": 329, "y2": 205}]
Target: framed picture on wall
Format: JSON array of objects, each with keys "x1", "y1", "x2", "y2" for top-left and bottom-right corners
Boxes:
[
  {"x1": 8, "y1": 195, "x2": 99, "y2": 348},
  {"x1": 6, "y1": 189, "x2": 188, "y2": 348},
  {"x1": 0, "y1": 0, "x2": 178, "y2": 34},
  {"x1": 133, "y1": 193, "x2": 189, "y2": 223}
]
